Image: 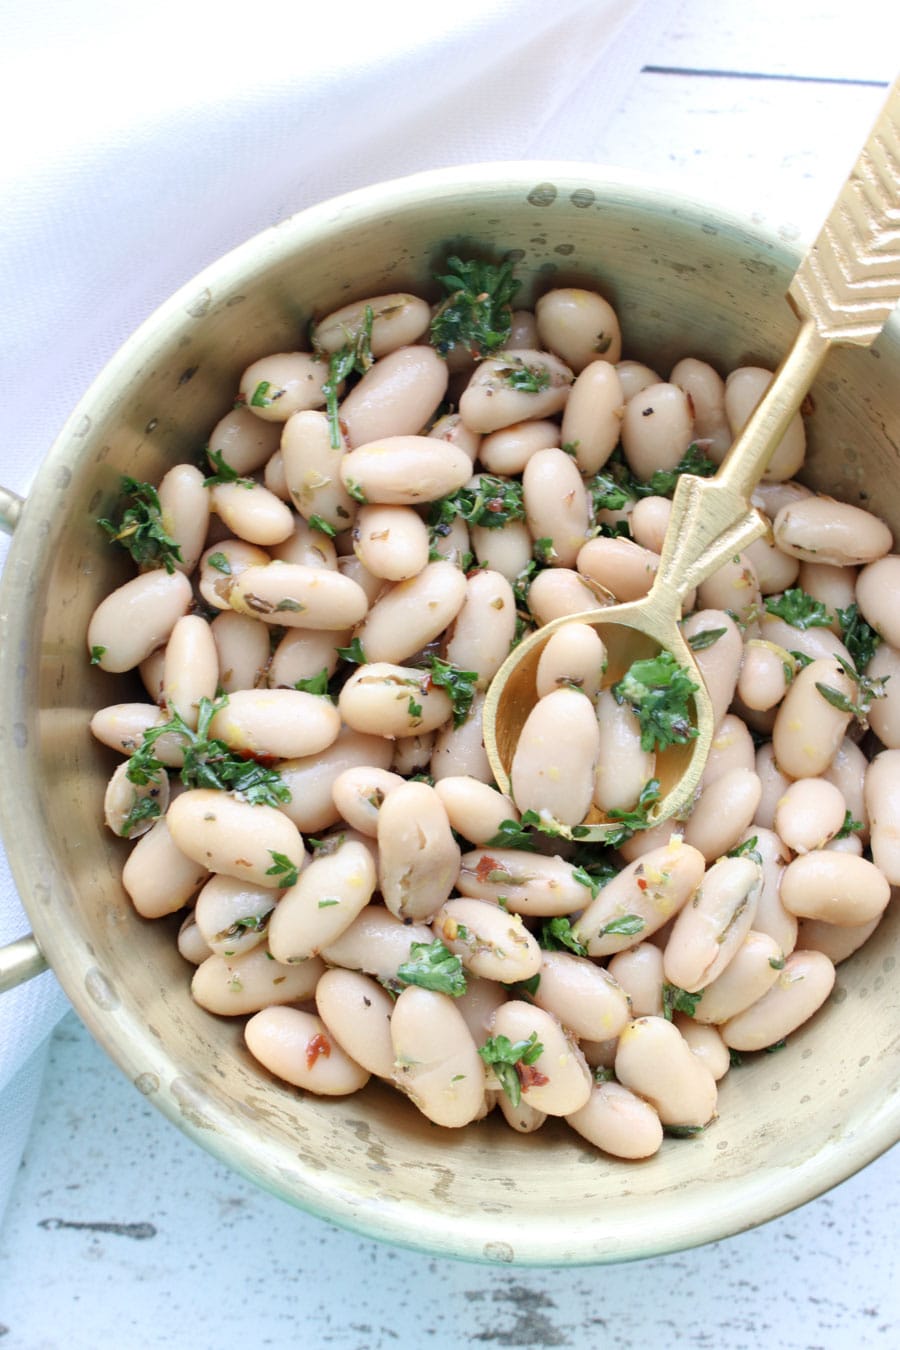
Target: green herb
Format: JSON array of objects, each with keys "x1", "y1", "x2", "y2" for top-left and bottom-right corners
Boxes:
[
  {"x1": 727, "y1": 835, "x2": 763, "y2": 865},
  {"x1": 317, "y1": 898, "x2": 340, "y2": 909},
  {"x1": 429, "y1": 255, "x2": 520, "y2": 359},
  {"x1": 598, "y1": 914, "x2": 645, "y2": 937},
  {"x1": 835, "y1": 809, "x2": 863, "y2": 840},
  {"x1": 836, "y1": 602, "x2": 881, "y2": 670},
  {"x1": 729, "y1": 1048, "x2": 744, "y2": 1069},
  {"x1": 396, "y1": 939, "x2": 467, "y2": 997},
  {"x1": 791, "y1": 649, "x2": 814, "y2": 669},
  {"x1": 216, "y1": 912, "x2": 271, "y2": 943},
  {"x1": 407, "y1": 695, "x2": 423, "y2": 720},
  {"x1": 266, "y1": 852, "x2": 300, "y2": 887},
  {"x1": 815, "y1": 656, "x2": 888, "y2": 720},
  {"x1": 345, "y1": 478, "x2": 368, "y2": 504},
  {"x1": 687, "y1": 627, "x2": 727, "y2": 652},
  {"x1": 322, "y1": 305, "x2": 374, "y2": 449},
  {"x1": 587, "y1": 464, "x2": 634, "y2": 514},
  {"x1": 118, "y1": 794, "x2": 162, "y2": 838},
  {"x1": 422, "y1": 656, "x2": 478, "y2": 727},
  {"x1": 768, "y1": 956, "x2": 786, "y2": 971},
  {"x1": 507, "y1": 973, "x2": 541, "y2": 998},
  {"x1": 428, "y1": 475, "x2": 526, "y2": 533},
  {"x1": 274, "y1": 598, "x2": 304, "y2": 613},
  {"x1": 307, "y1": 514, "x2": 337, "y2": 538},
  {"x1": 664, "y1": 1124, "x2": 707, "y2": 1138},
  {"x1": 662, "y1": 983, "x2": 702, "y2": 1021},
  {"x1": 533, "y1": 537, "x2": 558, "y2": 566},
  {"x1": 603, "y1": 779, "x2": 661, "y2": 848},
  {"x1": 125, "y1": 695, "x2": 291, "y2": 807},
  {"x1": 90, "y1": 645, "x2": 107, "y2": 666},
  {"x1": 539, "y1": 917, "x2": 588, "y2": 956},
  {"x1": 572, "y1": 865, "x2": 603, "y2": 901},
  {"x1": 203, "y1": 448, "x2": 255, "y2": 488},
  {"x1": 250, "y1": 380, "x2": 276, "y2": 408},
  {"x1": 764, "y1": 587, "x2": 832, "y2": 631},
  {"x1": 613, "y1": 653, "x2": 698, "y2": 753},
  {"x1": 592, "y1": 1066, "x2": 616, "y2": 1084},
  {"x1": 293, "y1": 668, "x2": 332, "y2": 698},
  {"x1": 97, "y1": 476, "x2": 184, "y2": 573},
  {"x1": 561, "y1": 441, "x2": 579, "y2": 457},
  {"x1": 336, "y1": 637, "x2": 367, "y2": 665},
  {"x1": 207, "y1": 551, "x2": 232, "y2": 574},
  {"x1": 638, "y1": 443, "x2": 716, "y2": 497},
  {"x1": 500, "y1": 362, "x2": 551, "y2": 393},
  {"x1": 477, "y1": 1032, "x2": 544, "y2": 1108},
  {"x1": 485, "y1": 818, "x2": 537, "y2": 850},
  {"x1": 764, "y1": 1039, "x2": 787, "y2": 1053},
  {"x1": 512, "y1": 559, "x2": 538, "y2": 607}
]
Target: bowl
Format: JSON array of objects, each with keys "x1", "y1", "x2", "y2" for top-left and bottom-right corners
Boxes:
[{"x1": 1, "y1": 162, "x2": 899, "y2": 1266}]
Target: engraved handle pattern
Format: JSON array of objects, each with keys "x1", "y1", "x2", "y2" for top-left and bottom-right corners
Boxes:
[{"x1": 789, "y1": 77, "x2": 900, "y2": 344}]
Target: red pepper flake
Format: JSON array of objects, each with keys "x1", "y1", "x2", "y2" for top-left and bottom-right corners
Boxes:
[
  {"x1": 476, "y1": 854, "x2": 505, "y2": 883},
  {"x1": 306, "y1": 1032, "x2": 331, "y2": 1071},
  {"x1": 485, "y1": 498, "x2": 504, "y2": 513},
  {"x1": 636, "y1": 877, "x2": 648, "y2": 891},
  {"x1": 517, "y1": 1062, "x2": 550, "y2": 1093}
]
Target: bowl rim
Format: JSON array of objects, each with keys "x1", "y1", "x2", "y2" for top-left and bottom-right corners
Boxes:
[{"x1": 2, "y1": 159, "x2": 898, "y2": 1266}]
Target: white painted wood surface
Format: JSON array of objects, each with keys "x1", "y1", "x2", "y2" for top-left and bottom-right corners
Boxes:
[{"x1": 2, "y1": 1, "x2": 899, "y2": 1345}]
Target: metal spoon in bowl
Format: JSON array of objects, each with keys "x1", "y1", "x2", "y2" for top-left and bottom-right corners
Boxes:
[{"x1": 483, "y1": 76, "x2": 900, "y2": 842}]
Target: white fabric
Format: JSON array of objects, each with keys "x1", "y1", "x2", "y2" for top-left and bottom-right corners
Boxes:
[{"x1": 0, "y1": 0, "x2": 671, "y2": 1220}]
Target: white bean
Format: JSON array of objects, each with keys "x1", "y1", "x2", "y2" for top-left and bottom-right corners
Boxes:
[
  {"x1": 88, "y1": 569, "x2": 192, "y2": 673},
  {"x1": 721, "y1": 950, "x2": 835, "y2": 1051},
  {"x1": 391, "y1": 986, "x2": 486, "y2": 1128},
  {"x1": 268, "y1": 839, "x2": 377, "y2": 963},
  {"x1": 245, "y1": 1005, "x2": 369, "y2": 1094},
  {"x1": 378, "y1": 782, "x2": 460, "y2": 922},
  {"x1": 340, "y1": 346, "x2": 448, "y2": 447},
  {"x1": 567, "y1": 1081, "x2": 663, "y2": 1159},
  {"x1": 615, "y1": 1016, "x2": 717, "y2": 1128},
  {"x1": 192, "y1": 947, "x2": 324, "y2": 1016},
  {"x1": 511, "y1": 687, "x2": 600, "y2": 827},
  {"x1": 535, "y1": 288, "x2": 622, "y2": 371}
]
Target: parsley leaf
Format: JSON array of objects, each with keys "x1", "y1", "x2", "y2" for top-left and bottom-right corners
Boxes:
[
  {"x1": 97, "y1": 476, "x2": 184, "y2": 573},
  {"x1": 532, "y1": 537, "x2": 558, "y2": 565},
  {"x1": 249, "y1": 380, "x2": 277, "y2": 408},
  {"x1": 485, "y1": 818, "x2": 539, "y2": 851},
  {"x1": 816, "y1": 655, "x2": 888, "y2": 721},
  {"x1": 428, "y1": 475, "x2": 526, "y2": 532},
  {"x1": 836, "y1": 602, "x2": 881, "y2": 671},
  {"x1": 293, "y1": 668, "x2": 332, "y2": 698},
  {"x1": 118, "y1": 793, "x2": 162, "y2": 838},
  {"x1": 835, "y1": 809, "x2": 863, "y2": 840},
  {"x1": 598, "y1": 914, "x2": 645, "y2": 937},
  {"x1": 539, "y1": 917, "x2": 588, "y2": 956},
  {"x1": 612, "y1": 653, "x2": 699, "y2": 753},
  {"x1": 764, "y1": 588, "x2": 832, "y2": 631},
  {"x1": 662, "y1": 983, "x2": 702, "y2": 1021},
  {"x1": 421, "y1": 656, "x2": 478, "y2": 727},
  {"x1": 321, "y1": 305, "x2": 374, "y2": 450},
  {"x1": 638, "y1": 443, "x2": 716, "y2": 498},
  {"x1": 603, "y1": 779, "x2": 661, "y2": 848},
  {"x1": 203, "y1": 448, "x2": 255, "y2": 488},
  {"x1": 687, "y1": 627, "x2": 727, "y2": 652},
  {"x1": 336, "y1": 637, "x2": 367, "y2": 665},
  {"x1": 429, "y1": 255, "x2": 520, "y2": 359},
  {"x1": 266, "y1": 852, "x2": 300, "y2": 887},
  {"x1": 499, "y1": 361, "x2": 551, "y2": 393},
  {"x1": 90, "y1": 645, "x2": 107, "y2": 666},
  {"x1": 477, "y1": 1031, "x2": 544, "y2": 1108},
  {"x1": 727, "y1": 835, "x2": 763, "y2": 865},
  {"x1": 307, "y1": 514, "x2": 337, "y2": 538},
  {"x1": 407, "y1": 695, "x2": 423, "y2": 721},
  {"x1": 396, "y1": 939, "x2": 467, "y2": 997},
  {"x1": 207, "y1": 551, "x2": 232, "y2": 574}
]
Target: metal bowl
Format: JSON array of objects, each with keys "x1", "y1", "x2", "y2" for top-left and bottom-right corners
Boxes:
[{"x1": 1, "y1": 163, "x2": 898, "y2": 1265}]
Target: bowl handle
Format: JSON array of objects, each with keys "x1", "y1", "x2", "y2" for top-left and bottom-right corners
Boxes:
[
  {"x1": 0, "y1": 484, "x2": 24, "y2": 535},
  {"x1": 0, "y1": 935, "x2": 47, "y2": 992}
]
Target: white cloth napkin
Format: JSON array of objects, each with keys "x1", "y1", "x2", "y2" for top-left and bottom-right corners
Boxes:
[{"x1": 0, "y1": 0, "x2": 672, "y2": 1220}]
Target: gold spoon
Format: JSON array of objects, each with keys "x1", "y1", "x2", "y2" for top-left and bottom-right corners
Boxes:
[{"x1": 484, "y1": 75, "x2": 900, "y2": 842}]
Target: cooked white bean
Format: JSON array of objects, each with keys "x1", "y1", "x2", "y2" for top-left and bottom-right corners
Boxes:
[
  {"x1": 746, "y1": 827, "x2": 798, "y2": 955},
  {"x1": 332, "y1": 765, "x2": 406, "y2": 836},
  {"x1": 240, "y1": 352, "x2": 329, "y2": 422},
  {"x1": 320, "y1": 905, "x2": 433, "y2": 981},
  {"x1": 428, "y1": 411, "x2": 482, "y2": 462},
  {"x1": 268, "y1": 839, "x2": 377, "y2": 963},
  {"x1": 721, "y1": 950, "x2": 835, "y2": 1051},
  {"x1": 680, "y1": 611, "x2": 743, "y2": 728},
  {"x1": 271, "y1": 516, "x2": 338, "y2": 570},
  {"x1": 697, "y1": 553, "x2": 761, "y2": 632},
  {"x1": 177, "y1": 913, "x2": 212, "y2": 965},
  {"x1": 737, "y1": 639, "x2": 791, "y2": 712},
  {"x1": 774, "y1": 777, "x2": 846, "y2": 854},
  {"x1": 430, "y1": 691, "x2": 492, "y2": 783},
  {"x1": 339, "y1": 662, "x2": 452, "y2": 738},
  {"x1": 435, "y1": 896, "x2": 542, "y2": 984},
  {"x1": 511, "y1": 687, "x2": 600, "y2": 827},
  {"x1": 433, "y1": 777, "x2": 517, "y2": 846},
  {"x1": 560, "y1": 361, "x2": 625, "y2": 474},
  {"x1": 206, "y1": 688, "x2": 340, "y2": 760},
  {"x1": 121, "y1": 816, "x2": 209, "y2": 918},
  {"x1": 856, "y1": 554, "x2": 900, "y2": 647},
  {"x1": 315, "y1": 968, "x2": 396, "y2": 1079},
  {"x1": 459, "y1": 350, "x2": 573, "y2": 434},
  {"x1": 391, "y1": 987, "x2": 485, "y2": 1128},
  {"x1": 682, "y1": 767, "x2": 762, "y2": 862},
  {"x1": 526, "y1": 567, "x2": 604, "y2": 624},
  {"x1": 455, "y1": 974, "x2": 508, "y2": 1047},
  {"x1": 391, "y1": 732, "x2": 435, "y2": 776},
  {"x1": 313, "y1": 293, "x2": 430, "y2": 358},
  {"x1": 521, "y1": 447, "x2": 591, "y2": 569},
  {"x1": 157, "y1": 463, "x2": 210, "y2": 574},
  {"x1": 663, "y1": 855, "x2": 762, "y2": 991},
  {"x1": 773, "y1": 496, "x2": 892, "y2": 566},
  {"x1": 488, "y1": 1001, "x2": 591, "y2": 1116},
  {"x1": 340, "y1": 435, "x2": 472, "y2": 507},
  {"x1": 772, "y1": 656, "x2": 856, "y2": 779},
  {"x1": 535, "y1": 288, "x2": 622, "y2": 371},
  {"x1": 629, "y1": 496, "x2": 672, "y2": 555},
  {"x1": 445, "y1": 569, "x2": 516, "y2": 687},
  {"x1": 725, "y1": 367, "x2": 806, "y2": 481},
  {"x1": 276, "y1": 729, "x2": 394, "y2": 833},
  {"x1": 532, "y1": 951, "x2": 631, "y2": 1041},
  {"x1": 263, "y1": 448, "x2": 289, "y2": 501},
  {"x1": 378, "y1": 782, "x2": 460, "y2": 922},
  {"x1": 691, "y1": 929, "x2": 784, "y2": 1024},
  {"x1": 352, "y1": 504, "x2": 429, "y2": 581},
  {"x1": 208, "y1": 406, "x2": 282, "y2": 476},
  {"x1": 356, "y1": 561, "x2": 467, "y2": 664},
  {"x1": 621, "y1": 382, "x2": 694, "y2": 479},
  {"x1": 867, "y1": 642, "x2": 900, "y2": 747},
  {"x1": 245, "y1": 1005, "x2": 369, "y2": 1094},
  {"x1": 753, "y1": 744, "x2": 792, "y2": 831},
  {"x1": 88, "y1": 568, "x2": 193, "y2": 673},
  {"x1": 340, "y1": 346, "x2": 448, "y2": 447},
  {"x1": 198, "y1": 539, "x2": 271, "y2": 610},
  {"x1": 478, "y1": 420, "x2": 560, "y2": 476},
  {"x1": 167, "y1": 789, "x2": 305, "y2": 888},
  {"x1": 576, "y1": 536, "x2": 659, "y2": 602},
  {"x1": 567, "y1": 1081, "x2": 663, "y2": 1159},
  {"x1": 209, "y1": 481, "x2": 295, "y2": 547},
  {"x1": 268, "y1": 627, "x2": 349, "y2": 689},
  {"x1": 499, "y1": 1095, "x2": 547, "y2": 1134},
  {"x1": 674, "y1": 1017, "x2": 730, "y2": 1080},
  {"x1": 607, "y1": 942, "x2": 664, "y2": 1017},
  {"x1": 280, "y1": 408, "x2": 357, "y2": 532},
  {"x1": 797, "y1": 560, "x2": 856, "y2": 634},
  {"x1": 615, "y1": 1016, "x2": 717, "y2": 1128},
  {"x1": 427, "y1": 512, "x2": 471, "y2": 568},
  {"x1": 781, "y1": 850, "x2": 891, "y2": 926},
  {"x1": 104, "y1": 761, "x2": 169, "y2": 839},
  {"x1": 507, "y1": 308, "x2": 540, "y2": 350},
  {"x1": 535, "y1": 622, "x2": 607, "y2": 700},
  {"x1": 795, "y1": 914, "x2": 882, "y2": 964},
  {"x1": 456, "y1": 848, "x2": 590, "y2": 917},
  {"x1": 230, "y1": 561, "x2": 369, "y2": 630},
  {"x1": 194, "y1": 946, "x2": 325, "y2": 1015},
  {"x1": 701, "y1": 714, "x2": 755, "y2": 788},
  {"x1": 758, "y1": 612, "x2": 850, "y2": 666},
  {"x1": 162, "y1": 615, "x2": 219, "y2": 729},
  {"x1": 670, "y1": 357, "x2": 731, "y2": 463},
  {"x1": 864, "y1": 749, "x2": 900, "y2": 883},
  {"x1": 593, "y1": 689, "x2": 656, "y2": 814},
  {"x1": 194, "y1": 875, "x2": 278, "y2": 958},
  {"x1": 743, "y1": 533, "x2": 800, "y2": 595},
  {"x1": 617, "y1": 360, "x2": 660, "y2": 400},
  {"x1": 573, "y1": 839, "x2": 706, "y2": 956},
  {"x1": 211, "y1": 611, "x2": 269, "y2": 693}
]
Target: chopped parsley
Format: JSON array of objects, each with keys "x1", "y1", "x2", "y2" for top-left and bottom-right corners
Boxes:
[
  {"x1": 499, "y1": 361, "x2": 551, "y2": 393},
  {"x1": 598, "y1": 914, "x2": 645, "y2": 938},
  {"x1": 407, "y1": 695, "x2": 423, "y2": 721},
  {"x1": 293, "y1": 668, "x2": 332, "y2": 698},
  {"x1": 428, "y1": 475, "x2": 526, "y2": 532},
  {"x1": 612, "y1": 652, "x2": 698, "y2": 753},
  {"x1": 662, "y1": 983, "x2": 702, "y2": 1021},
  {"x1": 588, "y1": 445, "x2": 715, "y2": 510},
  {"x1": 345, "y1": 478, "x2": 368, "y2": 503},
  {"x1": 90, "y1": 645, "x2": 107, "y2": 666},
  {"x1": 764, "y1": 587, "x2": 832, "y2": 631},
  {"x1": 532, "y1": 537, "x2": 558, "y2": 565},
  {"x1": 125, "y1": 695, "x2": 291, "y2": 807},
  {"x1": 203, "y1": 448, "x2": 255, "y2": 488},
  {"x1": 421, "y1": 656, "x2": 478, "y2": 727},
  {"x1": 321, "y1": 305, "x2": 374, "y2": 449},
  {"x1": 97, "y1": 476, "x2": 184, "y2": 573},
  {"x1": 336, "y1": 637, "x2": 367, "y2": 665},
  {"x1": 637, "y1": 443, "x2": 716, "y2": 498},
  {"x1": 429, "y1": 255, "x2": 520, "y2": 359},
  {"x1": 307, "y1": 514, "x2": 337, "y2": 538},
  {"x1": 266, "y1": 852, "x2": 300, "y2": 887},
  {"x1": 687, "y1": 627, "x2": 727, "y2": 652},
  {"x1": 836, "y1": 602, "x2": 881, "y2": 671},
  {"x1": 118, "y1": 794, "x2": 162, "y2": 838},
  {"x1": 815, "y1": 654, "x2": 887, "y2": 721},
  {"x1": 727, "y1": 835, "x2": 763, "y2": 865},
  {"x1": 768, "y1": 955, "x2": 786, "y2": 971},
  {"x1": 477, "y1": 1032, "x2": 544, "y2": 1108},
  {"x1": 207, "y1": 551, "x2": 232, "y2": 574},
  {"x1": 539, "y1": 917, "x2": 588, "y2": 956},
  {"x1": 250, "y1": 380, "x2": 277, "y2": 408},
  {"x1": 396, "y1": 939, "x2": 467, "y2": 997},
  {"x1": 835, "y1": 810, "x2": 863, "y2": 840},
  {"x1": 603, "y1": 779, "x2": 661, "y2": 848}
]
